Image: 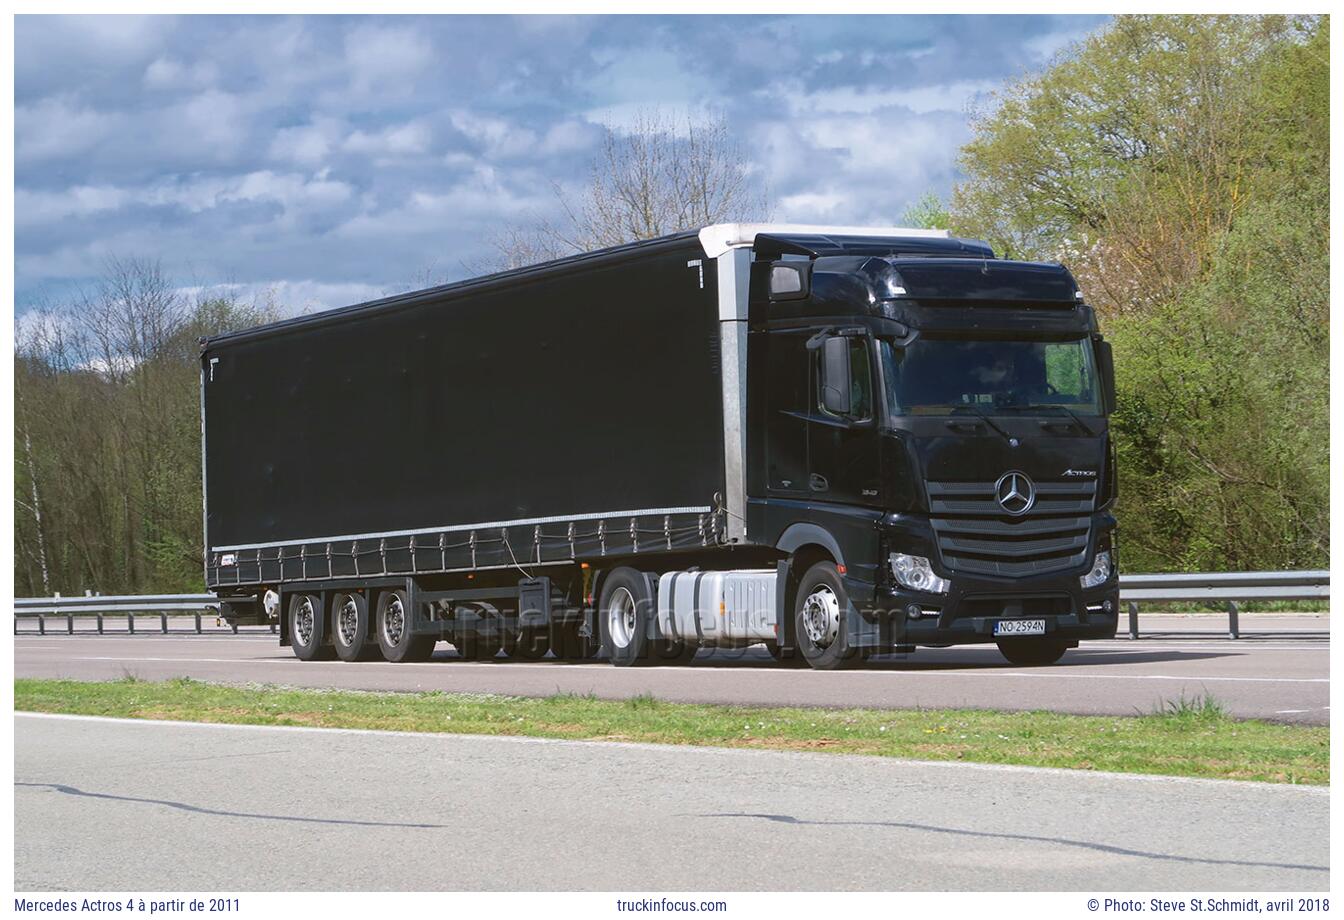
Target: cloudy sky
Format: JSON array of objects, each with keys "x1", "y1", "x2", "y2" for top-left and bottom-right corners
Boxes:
[{"x1": 15, "y1": 14, "x2": 1107, "y2": 315}]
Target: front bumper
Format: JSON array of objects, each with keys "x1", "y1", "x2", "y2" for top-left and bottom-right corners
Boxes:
[{"x1": 851, "y1": 511, "x2": 1119, "y2": 647}]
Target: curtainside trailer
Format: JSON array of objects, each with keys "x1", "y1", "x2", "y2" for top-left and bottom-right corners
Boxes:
[{"x1": 202, "y1": 223, "x2": 1120, "y2": 668}]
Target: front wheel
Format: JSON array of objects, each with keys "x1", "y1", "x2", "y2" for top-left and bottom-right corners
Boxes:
[
  {"x1": 996, "y1": 637, "x2": 1069, "y2": 666},
  {"x1": 794, "y1": 562, "x2": 860, "y2": 671}
]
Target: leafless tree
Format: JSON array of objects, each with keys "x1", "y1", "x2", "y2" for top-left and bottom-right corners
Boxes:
[{"x1": 490, "y1": 108, "x2": 770, "y2": 270}]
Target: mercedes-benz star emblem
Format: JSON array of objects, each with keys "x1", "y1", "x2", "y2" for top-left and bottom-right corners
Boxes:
[{"x1": 995, "y1": 471, "x2": 1035, "y2": 515}]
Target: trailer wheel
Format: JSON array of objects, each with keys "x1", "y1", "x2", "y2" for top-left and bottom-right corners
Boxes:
[
  {"x1": 288, "y1": 593, "x2": 333, "y2": 661},
  {"x1": 377, "y1": 589, "x2": 436, "y2": 663},
  {"x1": 996, "y1": 638, "x2": 1069, "y2": 666},
  {"x1": 331, "y1": 591, "x2": 378, "y2": 662},
  {"x1": 599, "y1": 567, "x2": 653, "y2": 666},
  {"x1": 793, "y1": 562, "x2": 859, "y2": 671}
]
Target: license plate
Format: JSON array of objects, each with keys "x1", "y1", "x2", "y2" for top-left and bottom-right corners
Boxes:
[{"x1": 993, "y1": 618, "x2": 1046, "y2": 637}]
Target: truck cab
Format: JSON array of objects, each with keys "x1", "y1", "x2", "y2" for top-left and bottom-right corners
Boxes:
[{"x1": 736, "y1": 230, "x2": 1120, "y2": 666}]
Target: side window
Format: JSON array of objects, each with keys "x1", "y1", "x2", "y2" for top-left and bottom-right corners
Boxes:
[
  {"x1": 1043, "y1": 342, "x2": 1090, "y2": 401},
  {"x1": 816, "y1": 338, "x2": 873, "y2": 421}
]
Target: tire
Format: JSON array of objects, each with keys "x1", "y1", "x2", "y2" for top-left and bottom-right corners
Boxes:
[
  {"x1": 598, "y1": 567, "x2": 654, "y2": 667},
  {"x1": 288, "y1": 592, "x2": 333, "y2": 661},
  {"x1": 996, "y1": 637, "x2": 1069, "y2": 666},
  {"x1": 793, "y1": 561, "x2": 861, "y2": 671},
  {"x1": 331, "y1": 591, "x2": 378, "y2": 662},
  {"x1": 505, "y1": 627, "x2": 549, "y2": 660},
  {"x1": 376, "y1": 589, "x2": 436, "y2": 663}
]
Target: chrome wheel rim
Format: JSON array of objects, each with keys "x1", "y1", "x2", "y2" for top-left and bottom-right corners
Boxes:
[
  {"x1": 382, "y1": 596, "x2": 405, "y2": 648},
  {"x1": 336, "y1": 595, "x2": 359, "y2": 647},
  {"x1": 801, "y1": 585, "x2": 840, "y2": 649},
  {"x1": 294, "y1": 597, "x2": 315, "y2": 646},
  {"x1": 606, "y1": 587, "x2": 637, "y2": 649}
]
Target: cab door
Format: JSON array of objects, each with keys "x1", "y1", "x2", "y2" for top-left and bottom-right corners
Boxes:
[{"x1": 807, "y1": 335, "x2": 883, "y2": 507}]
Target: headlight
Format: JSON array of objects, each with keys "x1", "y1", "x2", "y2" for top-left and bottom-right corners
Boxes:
[
  {"x1": 890, "y1": 553, "x2": 950, "y2": 594},
  {"x1": 1080, "y1": 551, "x2": 1112, "y2": 589}
]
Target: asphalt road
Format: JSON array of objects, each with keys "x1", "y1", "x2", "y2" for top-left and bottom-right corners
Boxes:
[
  {"x1": 14, "y1": 615, "x2": 1329, "y2": 724},
  {"x1": 14, "y1": 713, "x2": 1329, "y2": 891}
]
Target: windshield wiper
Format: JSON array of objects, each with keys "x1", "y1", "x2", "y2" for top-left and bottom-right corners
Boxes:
[
  {"x1": 1041, "y1": 405, "x2": 1095, "y2": 437},
  {"x1": 948, "y1": 404, "x2": 1016, "y2": 445}
]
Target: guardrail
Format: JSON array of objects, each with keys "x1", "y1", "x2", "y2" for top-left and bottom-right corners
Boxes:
[
  {"x1": 13, "y1": 571, "x2": 1330, "y2": 639},
  {"x1": 1118, "y1": 570, "x2": 1329, "y2": 639},
  {"x1": 13, "y1": 593, "x2": 241, "y2": 635}
]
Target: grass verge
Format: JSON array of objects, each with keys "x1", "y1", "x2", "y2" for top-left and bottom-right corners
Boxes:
[{"x1": 14, "y1": 678, "x2": 1327, "y2": 785}]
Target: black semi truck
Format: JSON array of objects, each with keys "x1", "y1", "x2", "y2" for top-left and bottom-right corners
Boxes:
[{"x1": 202, "y1": 223, "x2": 1119, "y2": 669}]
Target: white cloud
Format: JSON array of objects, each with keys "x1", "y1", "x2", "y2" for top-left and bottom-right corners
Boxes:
[
  {"x1": 343, "y1": 24, "x2": 433, "y2": 95},
  {"x1": 16, "y1": 96, "x2": 116, "y2": 163},
  {"x1": 269, "y1": 118, "x2": 344, "y2": 165},
  {"x1": 15, "y1": 171, "x2": 354, "y2": 231},
  {"x1": 343, "y1": 120, "x2": 433, "y2": 157},
  {"x1": 15, "y1": 185, "x2": 130, "y2": 225},
  {"x1": 181, "y1": 279, "x2": 388, "y2": 316},
  {"x1": 448, "y1": 110, "x2": 538, "y2": 160},
  {"x1": 785, "y1": 79, "x2": 999, "y2": 116},
  {"x1": 143, "y1": 56, "x2": 218, "y2": 91}
]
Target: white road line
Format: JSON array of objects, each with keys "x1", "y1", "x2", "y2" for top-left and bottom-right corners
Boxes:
[
  {"x1": 51, "y1": 655, "x2": 1329, "y2": 684},
  {"x1": 14, "y1": 711, "x2": 1329, "y2": 792}
]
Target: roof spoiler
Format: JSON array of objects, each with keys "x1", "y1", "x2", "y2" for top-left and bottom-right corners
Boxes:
[{"x1": 697, "y1": 223, "x2": 951, "y2": 259}]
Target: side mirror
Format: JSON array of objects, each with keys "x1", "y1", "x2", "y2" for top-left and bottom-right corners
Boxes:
[
  {"x1": 1096, "y1": 340, "x2": 1116, "y2": 414},
  {"x1": 820, "y1": 336, "x2": 852, "y2": 415}
]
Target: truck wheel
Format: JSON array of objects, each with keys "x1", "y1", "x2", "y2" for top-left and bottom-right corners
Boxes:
[
  {"x1": 505, "y1": 628, "x2": 549, "y2": 660},
  {"x1": 996, "y1": 638, "x2": 1069, "y2": 666},
  {"x1": 794, "y1": 562, "x2": 859, "y2": 671},
  {"x1": 331, "y1": 591, "x2": 377, "y2": 662},
  {"x1": 377, "y1": 589, "x2": 436, "y2": 663},
  {"x1": 599, "y1": 567, "x2": 653, "y2": 666},
  {"x1": 288, "y1": 593, "x2": 333, "y2": 661}
]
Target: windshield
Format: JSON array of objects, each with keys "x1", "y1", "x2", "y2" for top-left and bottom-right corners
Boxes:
[{"x1": 880, "y1": 337, "x2": 1101, "y2": 417}]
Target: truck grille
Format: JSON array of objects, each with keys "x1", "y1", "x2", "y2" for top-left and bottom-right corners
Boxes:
[{"x1": 927, "y1": 479, "x2": 1095, "y2": 577}]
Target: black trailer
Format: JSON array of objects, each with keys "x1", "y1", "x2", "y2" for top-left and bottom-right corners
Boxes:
[{"x1": 203, "y1": 223, "x2": 1121, "y2": 668}]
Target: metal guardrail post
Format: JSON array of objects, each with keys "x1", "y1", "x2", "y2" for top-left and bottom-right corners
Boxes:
[
  {"x1": 97, "y1": 612, "x2": 104, "y2": 634},
  {"x1": 1228, "y1": 601, "x2": 1240, "y2": 640},
  {"x1": 67, "y1": 612, "x2": 73, "y2": 634},
  {"x1": 160, "y1": 611, "x2": 168, "y2": 634},
  {"x1": 1128, "y1": 602, "x2": 1139, "y2": 640},
  {"x1": 270, "y1": 622, "x2": 276, "y2": 634},
  {"x1": 128, "y1": 611, "x2": 135, "y2": 634},
  {"x1": 195, "y1": 611, "x2": 202, "y2": 634},
  {"x1": 38, "y1": 614, "x2": 45, "y2": 635}
]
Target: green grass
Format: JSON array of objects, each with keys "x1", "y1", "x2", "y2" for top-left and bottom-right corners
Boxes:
[{"x1": 14, "y1": 677, "x2": 1328, "y2": 785}]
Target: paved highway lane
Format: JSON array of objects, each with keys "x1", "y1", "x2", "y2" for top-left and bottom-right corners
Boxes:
[
  {"x1": 14, "y1": 714, "x2": 1328, "y2": 891},
  {"x1": 14, "y1": 616, "x2": 1329, "y2": 724}
]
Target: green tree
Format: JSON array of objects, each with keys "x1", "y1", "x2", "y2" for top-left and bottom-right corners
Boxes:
[{"x1": 952, "y1": 15, "x2": 1328, "y2": 571}]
